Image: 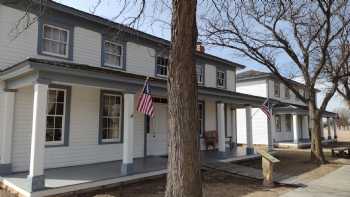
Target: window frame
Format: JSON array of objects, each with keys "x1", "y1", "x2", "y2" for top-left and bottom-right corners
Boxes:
[
  {"x1": 285, "y1": 114, "x2": 292, "y2": 132},
  {"x1": 99, "y1": 90, "x2": 124, "y2": 144},
  {"x1": 275, "y1": 115, "x2": 282, "y2": 132},
  {"x1": 45, "y1": 85, "x2": 71, "y2": 147},
  {"x1": 196, "y1": 65, "x2": 204, "y2": 85},
  {"x1": 285, "y1": 86, "x2": 290, "y2": 99},
  {"x1": 42, "y1": 24, "x2": 70, "y2": 58},
  {"x1": 274, "y1": 81, "x2": 280, "y2": 97},
  {"x1": 155, "y1": 56, "x2": 169, "y2": 77},
  {"x1": 216, "y1": 70, "x2": 226, "y2": 88},
  {"x1": 198, "y1": 101, "x2": 205, "y2": 137},
  {"x1": 102, "y1": 40, "x2": 124, "y2": 69}
]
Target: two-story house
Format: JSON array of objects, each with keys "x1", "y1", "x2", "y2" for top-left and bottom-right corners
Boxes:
[
  {"x1": 236, "y1": 70, "x2": 337, "y2": 148},
  {"x1": 0, "y1": 1, "x2": 274, "y2": 196}
]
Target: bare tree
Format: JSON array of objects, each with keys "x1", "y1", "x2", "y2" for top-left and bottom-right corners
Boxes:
[
  {"x1": 336, "y1": 44, "x2": 350, "y2": 108},
  {"x1": 166, "y1": 0, "x2": 202, "y2": 196},
  {"x1": 202, "y1": 0, "x2": 350, "y2": 163}
]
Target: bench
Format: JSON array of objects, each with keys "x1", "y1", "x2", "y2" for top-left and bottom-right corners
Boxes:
[
  {"x1": 204, "y1": 130, "x2": 218, "y2": 150},
  {"x1": 331, "y1": 147, "x2": 350, "y2": 157},
  {"x1": 258, "y1": 150, "x2": 280, "y2": 187}
]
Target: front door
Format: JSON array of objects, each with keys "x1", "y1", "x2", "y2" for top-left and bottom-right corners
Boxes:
[{"x1": 146, "y1": 103, "x2": 169, "y2": 156}]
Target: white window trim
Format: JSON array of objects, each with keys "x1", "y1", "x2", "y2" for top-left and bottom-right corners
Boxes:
[
  {"x1": 101, "y1": 93, "x2": 122, "y2": 143},
  {"x1": 42, "y1": 24, "x2": 70, "y2": 58},
  {"x1": 285, "y1": 87, "x2": 290, "y2": 99},
  {"x1": 274, "y1": 81, "x2": 280, "y2": 97},
  {"x1": 156, "y1": 56, "x2": 169, "y2": 77},
  {"x1": 103, "y1": 40, "x2": 124, "y2": 69},
  {"x1": 45, "y1": 88, "x2": 66, "y2": 146},
  {"x1": 217, "y1": 70, "x2": 225, "y2": 88},
  {"x1": 196, "y1": 65, "x2": 204, "y2": 84}
]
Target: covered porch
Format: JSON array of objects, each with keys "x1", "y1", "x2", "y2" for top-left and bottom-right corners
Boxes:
[
  {"x1": 273, "y1": 104, "x2": 337, "y2": 148},
  {"x1": 1, "y1": 147, "x2": 257, "y2": 197},
  {"x1": 0, "y1": 58, "x2": 271, "y2": 196}
]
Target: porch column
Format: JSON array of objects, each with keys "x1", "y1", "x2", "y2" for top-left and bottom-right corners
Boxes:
[
  {"x1": 333, "y1": 118, "x2": 338, "y2": 140},
  {"x1": 292, "y1": 114, "x2": 299, "y2": 143},
  {"x1": 231, "y1": 108, "x2": 237, "y2": 145},
  {"x1": 28, "y1": 83, "x2": 48, "y2": 192},
  {"x1": 302, "y1": 116, "x2": 309, "y2": 139},
  {"x1": 122, "y1": 93, "x2": 135, "y2": 174},
  {"x1": 0, "y1": 90, "x2": 15, "y2": 175},
  {"x1": 267, "y1": 115, "x2": 274, "y2": 151},
  {"x1": 245, "y1": 105, "x2": 254, "y2": 154},
  {"x1": 327, "y1": 117, "x2": 332, "y2": 140},
  {"x1": 217, "y1": 102, "x2": 226, "y2": 152}
]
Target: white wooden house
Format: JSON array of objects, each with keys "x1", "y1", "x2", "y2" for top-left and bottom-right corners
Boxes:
[
  {"x1": 236, "y1": 70, "x2": 337, "y2": 148},
  {"x1": 0, "y1": 1, "x2": 278, "y2": 196}
]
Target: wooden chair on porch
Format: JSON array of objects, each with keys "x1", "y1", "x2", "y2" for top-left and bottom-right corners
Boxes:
[{"x1": 204, "y1": 130, "x2": 218, "y2": 150}]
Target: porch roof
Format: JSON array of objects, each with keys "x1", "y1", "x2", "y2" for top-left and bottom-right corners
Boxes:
[
  {"x1": 273, "y1": 103, "x2": 337, "y2": 118},
  {"x1": 0, "y1": 58, "x2": 276, "y2": 107}
]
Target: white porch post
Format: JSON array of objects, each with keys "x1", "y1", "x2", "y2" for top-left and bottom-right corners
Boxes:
[
  {"x1": 245, "y1": 105, "x2": 254, "y2": 154},
  {"x1": 267, "y1": 115, "x2": 274, "y2": 151},
  {"x1": 122, "y1": 93, "x2": 135, "y2": 174},
  {"x1": 28, "y1": 83, "x2": 48, "y2": 192},
  {"x1": 231, "y1": 108, "x2": 237, "y2": 145},
  {"x1": 293, "y1": 114, "x2": 299, "y2": 144},
  {"x1": 333, "y1": 118, "x2": 338, "y2": 140},
  {"x1": 0, "y1": 90, "x2": 15, "y2": 175},
  {"x1": 217, "y1": 102, "x2": 226, "y2": 152},
  {"x1": 327, "y1": 117, "x2": 332, "y2": 140}
]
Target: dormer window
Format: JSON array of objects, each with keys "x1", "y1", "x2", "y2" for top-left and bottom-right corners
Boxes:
[
  {"x1": 196, "y1": 65, "x2": 204, "y2": 84},
  {"x1": 156, "y1": 56, "x2": 168, "y2": 77},
  {"x1": 103, "y1": 41, "x2": 123, "y2": 68},
  {"x1": 274, "y1": 81, "x2": 280, "y2": 97},
  {"x1": 42, "y1": 24, "x2": 69, "y2": 58},
  {"x1": 216, "y1": 70, "x2": 225, "y2": 88}
]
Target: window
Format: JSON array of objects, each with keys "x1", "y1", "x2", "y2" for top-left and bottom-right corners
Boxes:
[
  {"x1": 274, "y1": 81, "x2": 280, "y2": 97},
  {"x1": 198, "y1": 102, "x2": 204, "y2": 136},
  {"x1": 196, "y1": 65, "x2": 204, "y2": 84},
  {"x1": 217, "y1": 70, "x2": 225, "y2": 88},
  {"x1": 156, "y1": 56, "x2": 169, "y2": 77},
  {"x1": 103, "y1": 41, "x2": 123, "y2": 68},
  {"x1": 275, "y1": 115, "x2": 281, "y2": 132},
  {"x1": 100, "y1": 92, "x2": 122, "y2": 143},
  {"x1": 46, "y1": 88, "x2": 66, "y2": 145},
  {"x1": 285, "y1": 86, "x2": 290, "y2": 99},
  {"x1": 286, "y1": 115, "x2": 292, "y2": 132},
  {"x1": 42, "y1": 24, "x2": 69, "y2": 58}
]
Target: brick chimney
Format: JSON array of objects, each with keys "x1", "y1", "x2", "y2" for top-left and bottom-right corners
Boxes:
[{"x1": 196, "y1": 42, "x2": 205, "y2": 53}]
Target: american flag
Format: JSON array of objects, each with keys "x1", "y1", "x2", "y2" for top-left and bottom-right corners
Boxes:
[
  {"x1": 137, "y1": 78, "x2": 154, "y2": 117},
  {"x1": 260, "y1": 98, "x2": 272, "y2": 120}
]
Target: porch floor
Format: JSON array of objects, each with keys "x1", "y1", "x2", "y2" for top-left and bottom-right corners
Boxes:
[{"x1": 1, "y1": 147, "x2": 259, "y2": 196}]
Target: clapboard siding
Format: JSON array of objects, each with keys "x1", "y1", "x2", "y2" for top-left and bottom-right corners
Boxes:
[
  {"x1": 0, "y1": 91, "x2": 3, "y2": 154},
  {"x1": 126, "y1": 42, "x2": 156, "y2": 77},
  {"x1": 226, "y1": 69, "x2": 236, "y2": 92},
  {"x1": 73, "y1": 27, "x2": 102, "y2": 67},
  {"x1": 11, "y1": 85, "x2": 145, "y2": 172},
  {"x1": 205, "y1": 64, "x2": 216, "y2": 88},
  {"x1": 236, "y1": 108, "x2": 268, "y2": 145},
  {"x1": 0, "y1": 5, "x2": 39, "y2": 69},
  {"x1": 267, "y1": 79, "x2": 306, "y2": 106},
  {"x1": 236, "y1": 80, "x2": 267, "y2": 97}
]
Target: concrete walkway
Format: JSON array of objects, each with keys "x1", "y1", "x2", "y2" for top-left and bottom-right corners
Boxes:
[{"x1": 281, "y1": 165, "x2": 350, "y2": 197}]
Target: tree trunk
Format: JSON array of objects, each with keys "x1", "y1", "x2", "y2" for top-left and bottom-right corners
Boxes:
[
  {"x1": 165, "y1": 0, "x2": 202, "y2": 197},
  {"x1": 308, "y1": 96, "x2": 326, "y2": 164}
]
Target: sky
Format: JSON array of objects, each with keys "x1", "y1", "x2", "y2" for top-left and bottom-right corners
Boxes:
[{"x1": 53, "y1": 0, "x2": 345, "y2": 111}]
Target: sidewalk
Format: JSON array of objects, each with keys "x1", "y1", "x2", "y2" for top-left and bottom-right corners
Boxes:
[{"x1": 281, "y1": 165, "x2": 350, "y2": 197}]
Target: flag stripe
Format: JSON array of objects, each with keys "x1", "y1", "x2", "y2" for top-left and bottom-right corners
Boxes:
[{"x1": 137, "y1": 79, "x2": 154, "y2": 117}]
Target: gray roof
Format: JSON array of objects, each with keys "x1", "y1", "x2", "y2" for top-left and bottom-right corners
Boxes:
[
  {"x1": 237, "y1": 69, "x2": 307, "y2": 88},
  {"x1": 7, "y1": 0, "x2": 245, "y2": 69}
]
